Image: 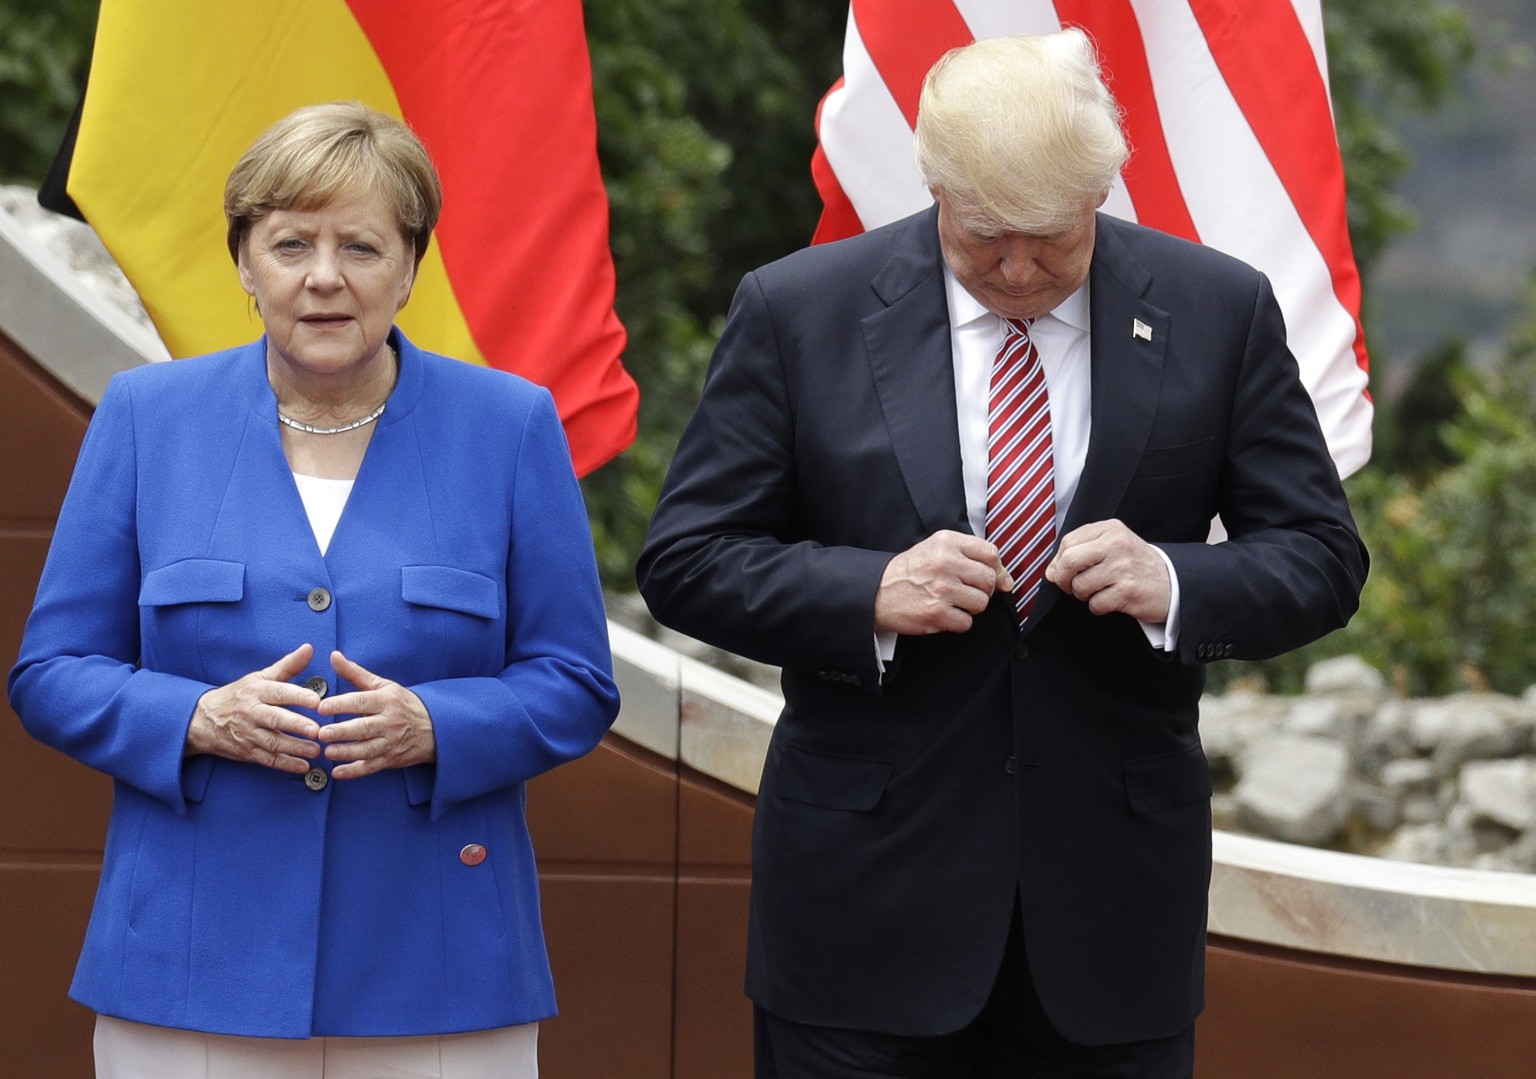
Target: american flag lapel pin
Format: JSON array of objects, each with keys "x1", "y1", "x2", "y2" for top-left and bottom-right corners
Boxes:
[{"x1": 1132, "y1": 318, "x2": 1152, "y2": 342}]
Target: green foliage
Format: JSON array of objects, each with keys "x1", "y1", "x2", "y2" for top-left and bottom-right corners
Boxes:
[
  {"x1": 579, "y1": 0, "x2": 842, "y2": 585},
  {"x1": 1226, "y1": 277, "x2": 1536, "y2": 697},
  {"x1": 1324, "y1": 0, "x2": 1475, "y2": 277},
  {"x1": 0, "y1": 0, "x2": 95, "y2": 183}
]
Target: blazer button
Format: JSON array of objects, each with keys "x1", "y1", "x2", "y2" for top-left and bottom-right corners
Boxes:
[
  {"x1": 1004, "y1": 756, "x2": 1017, "y2": 775},
  {"x1": 1013, "y1": 639, "x2": 1029, "y2": 660},
  {"x1": 304, "y1": 766, "x2": 329, "y2": 792},
  {"x1": 305, "y1": 675, "x2": 329, "y2": 699},
  {"x1": 460, "y1": 843, "x2": 487, "y2": 866},
  {"x1": 307, "y1": 587, "x2": 332, "y2": 612}
]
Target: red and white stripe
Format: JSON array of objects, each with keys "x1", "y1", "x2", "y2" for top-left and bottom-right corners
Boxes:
[
  {"x1": 988, "y1": 319, "x2": 1056, "y2": 622},
  {"x1": 811, "y1": 0, "x2": 1372, "y2": 477}
]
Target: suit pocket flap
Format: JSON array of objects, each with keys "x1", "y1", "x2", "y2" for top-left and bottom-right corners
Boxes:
[
  {"x1": 139, "y1": 559, "x2": 245, "y2": 606},
  {"x1": 776, "y1": 745, "x2": 894, "y2": 812},
  {"x1": 1124, "y1": 743, "x2": 1212, "y2": 814},
  {"x1": 400, "y1": 565, "x2": 500, "y2": 619},
  {"x1": 1133, "y1": 437, "x2": 1214, "y2": 479}
]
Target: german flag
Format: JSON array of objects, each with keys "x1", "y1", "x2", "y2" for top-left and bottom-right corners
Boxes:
[{"x1": 51, "y1": 0, "x2": 636, "y2": 476}]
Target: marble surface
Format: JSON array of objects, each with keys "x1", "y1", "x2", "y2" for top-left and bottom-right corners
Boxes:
[{"x1": 0, "y1": 190, "x2": 166, "y2": 404}]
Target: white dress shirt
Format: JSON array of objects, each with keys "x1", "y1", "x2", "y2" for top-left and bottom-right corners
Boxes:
[
  {"x1": 292, "y1": 472, "x2": 354, "y2": 556},
  {"x1": 874, "y1": 265, "x2": 1179, "y2": 671}
]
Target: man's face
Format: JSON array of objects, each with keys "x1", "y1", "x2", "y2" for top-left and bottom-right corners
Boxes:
[{"x1": 933, "y1": 187, "x2": 1102, "y2": 320}]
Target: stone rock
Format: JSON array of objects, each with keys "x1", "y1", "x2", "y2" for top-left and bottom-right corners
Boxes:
[
  {"x1": 1281, "y1": 697, "x2": 1350, "y2": 742},
  {"x1": 1357, "y1": 699, "x2": 1416, "y2": 773},
  {"x1": 1377, "y1": 820, "x2": 1482, "y2": 868},
  {"x1": 1305, "y1": 654, "x2": 1386, "y2": 698},
  {"x1": 1349, "y1": 781, "x2": 1400, "y2": 833},
  {"x1": 1407, "y1": 694, "x2": 1534, "y2": 771},
  {"x1": 1234, "y1": 734, "x2": 1350, "y2": 846},
  {"x1": 1457, "y1": 758, "x2": 1536, "y2": 833},
  {"x1": 1198, "y1": 692, "x2": 1286, "y2": 775}
]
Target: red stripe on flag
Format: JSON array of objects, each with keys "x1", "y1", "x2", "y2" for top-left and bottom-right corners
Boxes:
[
  {"x1": 343, "y1": 0, "x2": 636, "y2": 476},
  {"x1": 1057, "y1": 0, "x2": 1200, "y2": 242},
  {"x1": 810, "y1": 78, "x2": 868, "y2": 244},
  {"x1": 851, "y1": 0, "x2": 974, "y2": 127},
  {"x1": 1188, "y1": 0, "x2": 1369, "y2": 377}
]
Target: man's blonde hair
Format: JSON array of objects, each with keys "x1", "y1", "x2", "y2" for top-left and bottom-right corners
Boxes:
[
  {"x1": 914, "y1": 30, "x2": 1128, "y2": 234},
  {"x1": 224, "y1": 101, "x2": 442, "y2": 268}
]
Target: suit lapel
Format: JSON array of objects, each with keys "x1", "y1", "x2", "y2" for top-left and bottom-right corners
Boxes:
[
  {"x1": 1065, "y1": 216, "x2": 1168, "y2": 533},
  {"x1": 1027, "y1": 216, "x2": 1169, "y2": 630},
  {"x1": 861, "y1": 208, "x2": 972, "y2": 535}
]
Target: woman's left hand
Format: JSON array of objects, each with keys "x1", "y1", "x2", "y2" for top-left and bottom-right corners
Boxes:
[{"x1": 316, "y1": 650, "x2": 436, "y2": 778}]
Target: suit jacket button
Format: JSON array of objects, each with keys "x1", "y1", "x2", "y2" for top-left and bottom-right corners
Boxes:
[
  {"x1": 307, "y1": 587, "x2": 332, "y2": 612},
  {"x1": 1004, "y1": 757, "x2": 1017, "y2": 775},
  {"x1": 305, "y1": 675, "x2": 329, "y2": 699},
  {"x1": 460, "y1": 843, "x2": 487, "y2": 866},
  {"x1": 1014, "y1": 639, "x2": 1029, "y2": 660},
  {"x1": 304, "y1": 766, "x2": 329, "y2": 792}
]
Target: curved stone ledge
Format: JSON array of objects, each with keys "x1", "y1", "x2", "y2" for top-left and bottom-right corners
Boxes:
[
  {"x1": 0, "y1": 191, "x2": 167, "y2": 403},
  {"x1": 1211, "y1": 830, "x2": 1536, "y2": 977}
]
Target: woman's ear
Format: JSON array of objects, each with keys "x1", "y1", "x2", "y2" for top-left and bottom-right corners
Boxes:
[{"x1": 236, "y1": 244, "x2": 255, "y2": 296}]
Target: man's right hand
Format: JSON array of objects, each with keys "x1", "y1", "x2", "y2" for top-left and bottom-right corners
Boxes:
[{"x1": 873, "y1": 530, "x2": 1014, "y2": 636}]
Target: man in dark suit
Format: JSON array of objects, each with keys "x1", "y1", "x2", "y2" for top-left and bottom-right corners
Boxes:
[{"x1": 638, "y1": 30, "x2": 1366, "y2": 1078}]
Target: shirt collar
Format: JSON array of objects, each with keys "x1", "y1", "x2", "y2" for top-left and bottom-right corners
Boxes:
[{"x1": 942, "y1": 263, "x2": 1091, "y2": 335}]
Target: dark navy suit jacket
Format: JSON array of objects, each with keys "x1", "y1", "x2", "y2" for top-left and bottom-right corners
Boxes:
[
  {"x1": 10, "y1": 332, "x2": 619, "y2": 1037},
  {"x1": 638, "y1": 208, "x2": 1366, "y2": 1045}
]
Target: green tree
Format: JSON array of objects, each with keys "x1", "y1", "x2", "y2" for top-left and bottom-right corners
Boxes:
[
  {"x1": 1323, "y1": 0, "x2": 1475, "y2": 277},
  {"x1": 579, "y1": 0, "x2": 843, "y2": 584},
  {"x1": 0, "y1": 0, "x2": 95, "y2": 183},
  {"x1": 1264, "y1": 279, "x2": 1536, "y2": 696}
]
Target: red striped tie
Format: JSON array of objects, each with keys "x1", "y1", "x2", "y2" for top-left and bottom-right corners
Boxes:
[{"x1": 987, "y1": 317, "x2": 1056, "y2": 625}]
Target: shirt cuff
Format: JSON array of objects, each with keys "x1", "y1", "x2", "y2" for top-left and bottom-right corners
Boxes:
[
  {"x1": 874, "y1": 630, "x2": 898, "y2": 680},
  {"x1": 1138, "y1": 546, "x2": 1181, "y2": 652}
]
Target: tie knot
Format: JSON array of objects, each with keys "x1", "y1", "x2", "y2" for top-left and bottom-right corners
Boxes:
[{"x1": 1004, "y1": 317, "x2": 1034, "y2": 341}]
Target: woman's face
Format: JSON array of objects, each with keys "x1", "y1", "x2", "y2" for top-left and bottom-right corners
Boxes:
[{"x1": 238, "y1": 187, "x2": 415, "y2": 384}]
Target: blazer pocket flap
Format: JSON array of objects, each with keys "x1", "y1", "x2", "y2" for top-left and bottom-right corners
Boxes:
[
  {"x1": 776, "y1": 745, "x2": 894, "y2": 812},
  {"x1": 1133, "y1": 437, "x2": 1214, "y2": 479},
  {"x1": 401, "y1": 565, "x2": 500, "y2": 619},
  {"x1": 1124, "y1": 743, "x2": 1212, "y2": 814},
  {"x1": 139, "y1": 559, "x2": 245, "y2": 606}
]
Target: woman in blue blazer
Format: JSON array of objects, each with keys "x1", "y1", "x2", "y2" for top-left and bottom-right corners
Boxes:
[{"x1": 8, "y1": 103, "x2": 619, "y2": 1077}]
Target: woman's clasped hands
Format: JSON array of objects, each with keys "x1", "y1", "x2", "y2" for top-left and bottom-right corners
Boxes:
[{"x1": 186, "y1": 642, "x2": 436, "y2": 778}]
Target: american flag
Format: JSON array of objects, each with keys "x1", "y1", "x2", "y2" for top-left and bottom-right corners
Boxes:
[{"x1": 811, "y1": 0, "x2": 1372, "y2": 476}]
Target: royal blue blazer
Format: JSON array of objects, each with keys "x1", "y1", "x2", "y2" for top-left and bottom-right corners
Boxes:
[{"x1": 8, "y1": 331, "x2": 620, "y2": 1037}]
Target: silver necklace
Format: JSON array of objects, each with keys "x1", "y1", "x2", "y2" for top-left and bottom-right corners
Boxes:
[{"x1": 277, "y1": 400, "x2": 386, "y2": 435}]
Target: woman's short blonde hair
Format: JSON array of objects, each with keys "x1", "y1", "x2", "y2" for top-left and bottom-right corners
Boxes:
[
  {"x1": 224, "y1": 101, "x2": 442, "y2": 268},
  {"x1": 914, "y1": 30, "x2": 1129, "y2": 235}
]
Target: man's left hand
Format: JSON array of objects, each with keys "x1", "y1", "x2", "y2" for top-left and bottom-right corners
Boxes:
[{"x1": 1046, "y1": 519, "x2": 1171, "y2": 623}]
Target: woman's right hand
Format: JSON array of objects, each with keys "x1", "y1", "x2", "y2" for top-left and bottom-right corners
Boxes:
[{"x1": 185, "y1": 643, "x2": 324, "y2": 774}]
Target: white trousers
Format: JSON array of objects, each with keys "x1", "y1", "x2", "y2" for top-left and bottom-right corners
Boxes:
[{"x1": 94, "y1": 1015, "x2": 538, "y2": 1079}]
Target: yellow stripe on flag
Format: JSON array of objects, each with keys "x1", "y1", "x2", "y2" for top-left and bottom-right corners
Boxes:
[{"x1": 70, "y1": 0, "x2": 485, "y2": 366}]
